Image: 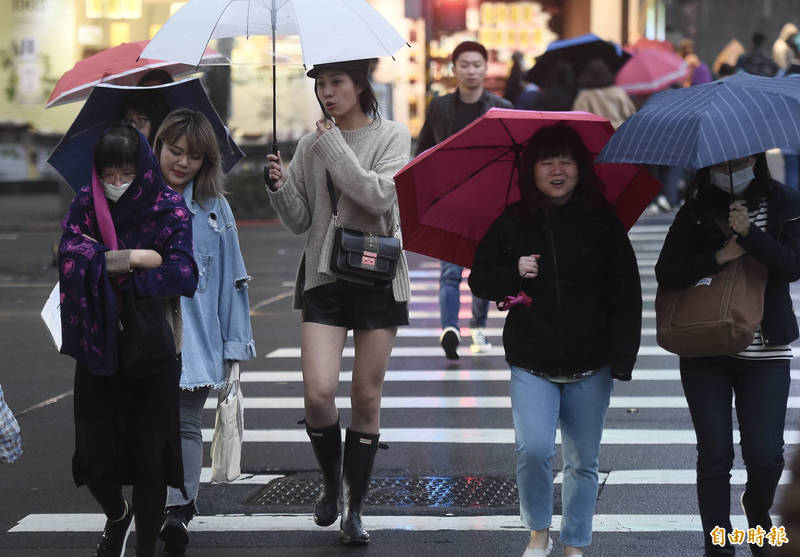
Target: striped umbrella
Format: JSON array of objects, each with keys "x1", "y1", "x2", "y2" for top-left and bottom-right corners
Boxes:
[{"x1": 598, "y1": 73, "x2": 800, "y2": 169}]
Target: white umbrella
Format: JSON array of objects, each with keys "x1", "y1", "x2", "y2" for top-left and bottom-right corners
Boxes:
[{"x1": 140, "y1": 0, "x2": 408, "y2": 184}]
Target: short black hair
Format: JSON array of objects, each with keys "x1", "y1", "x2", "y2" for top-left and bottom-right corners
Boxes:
[
  {"x1": 120, "y1": 89, "x2": 170, "y2": 145},
  {"x1": 94, "y1": 124, "x2": 139, "y2": 175},
  {"x1": 518, "y1": 124, "x2": 607, "y2": 214},
  {"x1": 452, "y1": 41, "x2": 488, "y2": 65},
  {"x1": 136, "y1": 69, "x2": 174, "y2": 86}
]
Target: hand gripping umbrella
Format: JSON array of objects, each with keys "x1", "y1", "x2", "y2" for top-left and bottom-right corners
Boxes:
[
  {"x1": 46, "y1": 41, "x2": 225, "y2": 108},
  {"x1": 394, "y1": 109, "x2": 661, "y2": 268},
  {"x1": 140, "y1": 0, "x2": 408, "y2": 186},
  {"x1": 47, "y1": 79, "x2": 245, "y2": 192}
]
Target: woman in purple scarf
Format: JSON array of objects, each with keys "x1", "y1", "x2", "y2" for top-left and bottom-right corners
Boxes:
[{"x1": 58, "y1": 124, "x2": 197, "y2": 557}]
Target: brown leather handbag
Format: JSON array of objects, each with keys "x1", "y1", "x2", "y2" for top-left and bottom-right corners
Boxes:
[{"x1": 655, "y1": 224, "x2": 768, "y2": 358}]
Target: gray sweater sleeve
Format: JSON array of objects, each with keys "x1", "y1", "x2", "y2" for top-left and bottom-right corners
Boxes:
[{"x1": 267, "y1": 142, "x2": 312, "y2": 234}]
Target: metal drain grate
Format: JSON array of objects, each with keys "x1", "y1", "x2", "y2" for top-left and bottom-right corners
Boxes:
[{"x1": 248, "y1": 476, "x2": 522, "y2": 508}]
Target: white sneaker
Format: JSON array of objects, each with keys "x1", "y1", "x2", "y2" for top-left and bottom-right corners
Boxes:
[
  {"x1": 469, "y1": 327, "x2": 492, "y2": 353},
  {"x1": 521, "y1": 536, "x2": 553, "y2": 557}
]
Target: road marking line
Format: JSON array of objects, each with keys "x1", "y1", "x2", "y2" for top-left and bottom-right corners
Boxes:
[
  {"x1": 198, "y1": 428, "x2": 800, "y2": 445},
  {"x1": 240, "y1": 370, "x2": 800, "y2": 382},
  {"x1": 7, "y1": 513, "x2": 769, "y2": 533},
  {"x1": 266, "y1": 346, "x2": 687, "y2": 358},
  {"x1": 204, "y1": 395, "x2": 800, "y2": 410}
]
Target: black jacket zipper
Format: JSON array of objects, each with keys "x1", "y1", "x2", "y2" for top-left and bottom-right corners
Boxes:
[{"x1": 544, "y1": 217, "x2": 564, "y2": 374}]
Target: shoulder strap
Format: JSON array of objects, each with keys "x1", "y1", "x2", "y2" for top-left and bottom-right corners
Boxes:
[{"x1": 325, "y1": 170, "x2": 342, "y2": 228}]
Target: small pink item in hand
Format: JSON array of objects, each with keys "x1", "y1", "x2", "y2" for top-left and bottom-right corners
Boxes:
[{"x1": 497, "y1": 291, "x2": 532, "y2": 311}]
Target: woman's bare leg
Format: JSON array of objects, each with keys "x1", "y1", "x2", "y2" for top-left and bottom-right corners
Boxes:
[
  {"x1": 301, "y1": 322, "x2": 348, "y2": 427},
  {"x1": 350, "y1": 327, "x2": 398, "y2": 433}
]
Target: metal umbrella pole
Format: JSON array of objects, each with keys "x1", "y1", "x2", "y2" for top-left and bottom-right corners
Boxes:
[{"x1": 264, "y1": 0, "x2": 279, "y2": 187}]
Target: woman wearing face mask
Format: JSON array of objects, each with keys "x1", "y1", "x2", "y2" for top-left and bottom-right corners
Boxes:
[
  {"x1": 153, "y1": 109, "x2": 256, "y2": 555},
  {"x1": 58, "y1": 124, "x2": 197, "y2": 557},
  {"x1": 265, "y1": 58, "x2": 411, "y2": 546},
  {"x1": 656, "y1": 154, "x2": 800, "y2": 557}
]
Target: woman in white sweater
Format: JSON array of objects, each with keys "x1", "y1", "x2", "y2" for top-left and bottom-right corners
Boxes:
[{"x1": 265, "y1": 58, "x2": 411, "y2": 546}]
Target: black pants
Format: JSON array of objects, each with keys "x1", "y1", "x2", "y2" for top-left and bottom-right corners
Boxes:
[{"x1": 680, "y1": 356, "x2": 790, "y2": 556}]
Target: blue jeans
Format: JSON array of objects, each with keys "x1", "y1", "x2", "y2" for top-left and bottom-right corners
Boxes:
[
  {"x1": 167, "y1": 387, "x2": 210, "y2": 507},
  {"x1": 680, "y1": 357, "x2": 790, "y2": 556},
  {"x1": 510, "y1": 365, "x2": 613, "y2": 547},
  {"x1": 439, "y1": 261, "x2": 488, "y2": 329}
]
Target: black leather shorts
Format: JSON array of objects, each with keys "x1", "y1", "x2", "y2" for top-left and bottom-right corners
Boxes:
[{"x1": 301, "y1": 280, "x2": 409, "y2": 330}]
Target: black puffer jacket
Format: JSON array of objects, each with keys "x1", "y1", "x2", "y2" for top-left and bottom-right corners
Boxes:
[
  {"x1": 656, "y1": 178, "x2": 800, "y2": 346},
  {"x1": 468, "y1": 200, "x2": 642, "y2": 381}
]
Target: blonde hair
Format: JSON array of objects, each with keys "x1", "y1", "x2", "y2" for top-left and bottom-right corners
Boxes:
[{"x1": 154, "y1": 108, "x2": 225, "y2": 201}]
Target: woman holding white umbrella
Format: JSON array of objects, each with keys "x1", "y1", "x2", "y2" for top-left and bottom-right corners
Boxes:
[{"x1": 265, "y1": 58, "x2": 410, "y2": 546}]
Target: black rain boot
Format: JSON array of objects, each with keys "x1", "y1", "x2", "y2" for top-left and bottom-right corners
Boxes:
[
  {"x1": 340, "y1": 428, "x2": 380, "y2": 546},
  {"x1": 306, "y1": 419, "x2": 342, "y2": 527}
]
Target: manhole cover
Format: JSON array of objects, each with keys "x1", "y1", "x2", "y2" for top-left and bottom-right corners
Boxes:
[{"x1": 248, "y1": 476, "x2": 523, "y2": 508}]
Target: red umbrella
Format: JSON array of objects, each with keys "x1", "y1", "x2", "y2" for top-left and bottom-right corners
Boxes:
[
  {"x1": 46, "y1": 40, "x2": 225, "y2": 108},
  {"x1": 395, "y1": 109, "x2": 661, "y2": 268},
  {"x1": 627, "y1": 37, "x2": 674, "y2": 53},
  {"x1": 615, "y1": 47, "x2": 688, "y2": 95}
]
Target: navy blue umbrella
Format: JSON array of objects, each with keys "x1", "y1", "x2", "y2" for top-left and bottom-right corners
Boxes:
[
  {"x1": 597, "y1": 73, "x2": 800, "y2": 169},
  {"x1": 525, "y1": 33, "x2": 630, "y2": 87},
  {"x1": 48, "y1": 78, "x2": 245, "y2": 193}
]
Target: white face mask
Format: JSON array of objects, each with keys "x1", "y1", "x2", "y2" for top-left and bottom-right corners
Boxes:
[
  {"x1": 102, "y1": 181, "x2": 132, "y2": 203},
  {"x1": 710, "y1": 166, "x2": 754, "y2": 195}
]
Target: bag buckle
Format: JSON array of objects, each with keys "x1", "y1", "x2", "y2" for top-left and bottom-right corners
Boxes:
[{"x1": 362, "y1": 251, "x2": 377, "y2": 267}]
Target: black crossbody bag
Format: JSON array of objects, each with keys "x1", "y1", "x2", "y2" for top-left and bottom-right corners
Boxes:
[{"x1": 326, "y1": 170, "x2": 400, "y2": 283}]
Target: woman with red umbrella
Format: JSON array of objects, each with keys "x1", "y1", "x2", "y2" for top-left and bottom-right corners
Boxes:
[{"x1": 469, "y1": 124, "x2": 642, "y2": 557}]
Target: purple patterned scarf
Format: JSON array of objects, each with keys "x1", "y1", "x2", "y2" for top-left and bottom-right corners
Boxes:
[{"x1": 58, "y1": 130, "x2": 197, "y2": 375}]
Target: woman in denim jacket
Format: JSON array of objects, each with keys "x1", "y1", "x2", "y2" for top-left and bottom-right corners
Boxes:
[{"x1": 153, "y1": 109, "x2": 256, "y2": 554}]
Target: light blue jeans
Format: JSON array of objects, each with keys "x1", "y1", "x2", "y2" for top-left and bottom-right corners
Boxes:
[
  {"x1": 510, "y1": 365, "x2": 613, "y2": 547},
  {"x1": 439, "y1": 261, "x2": 489, "y2": 329},
  {"x1": 167, "y1": 387, "x2": 210, "y2": 508}
]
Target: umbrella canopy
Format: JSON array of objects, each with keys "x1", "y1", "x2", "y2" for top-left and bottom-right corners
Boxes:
[
  {"x1": 627, "y1": 37, "x2": 674, "y2": 53},
  {"x1": 597, "y1": 73, "x2": 800, "y2": 169},
  {"x1": 395, "y1": 109, "x2": 661, "y2": 268},
  {"x1": 46, "y1": 41, "x2": 225, "y2": 108},
  {"x1": 48, "y1": 79, "x2": 244, "y2": 193},
  {"x1": 140, "y1": 0, "x2": 408, "y2": 67},
  {"x1": 526, "y1": 33, "x2": 631, "y2": 87},
  {"x1": 615, "y1": 47, "x2": 687, "y2": 95}
]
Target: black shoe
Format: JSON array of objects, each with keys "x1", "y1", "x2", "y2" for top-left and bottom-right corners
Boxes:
[
  {"x1": 159, "y1": 504, "x2": 190, "y2": 555},
  {"x1": 95, "y1": 502, "x2": 133, "y2": 557},
  {"x1": 440, "y1": 327, "x2": 460, "y2": 360}
]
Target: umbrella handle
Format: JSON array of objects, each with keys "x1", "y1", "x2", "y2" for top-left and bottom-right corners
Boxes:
[{"x1": 263, "y1": 142, "x2": 280, "y2": 188}]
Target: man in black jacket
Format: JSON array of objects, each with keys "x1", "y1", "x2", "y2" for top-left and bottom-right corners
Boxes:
[{"x1": 417, "y1": 41, "x2": 512, "y2": 359}]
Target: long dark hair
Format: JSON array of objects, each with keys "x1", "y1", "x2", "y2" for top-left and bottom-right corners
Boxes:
[
  {"x1": 687, "y1": 153, "x2": 770, "y2": 214},
  {"x1": 517, "y1": 124, "x2": 607, "y2": 215},
  {"x1": 314, "y1": 69, "x2": 381, "y2": 124},
  {"x1": 94, "y1": 124, "x2": 139, "y2": 175}
]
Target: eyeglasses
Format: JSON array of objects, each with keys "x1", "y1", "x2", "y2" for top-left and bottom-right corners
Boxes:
[
  {"x1": 100, "y1": 169, "x2": 136, "y2": 184},
  {"x1": 121, "y1": 116, "x2": 150, "y2": 129}
]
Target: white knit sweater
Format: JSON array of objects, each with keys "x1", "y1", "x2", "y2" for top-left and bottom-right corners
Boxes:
[{"x1": 268, "y1": 119, "x2": 411, "y2": 309}]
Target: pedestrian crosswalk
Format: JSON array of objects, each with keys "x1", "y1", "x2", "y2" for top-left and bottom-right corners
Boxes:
[{"x1": 7, "y1": 220, "x2": 799, "y2": 551}]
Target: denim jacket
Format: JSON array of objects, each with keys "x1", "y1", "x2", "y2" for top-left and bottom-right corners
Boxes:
[{"x1": 180, "y1": 182, "x2": 256, "y2": 389}]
